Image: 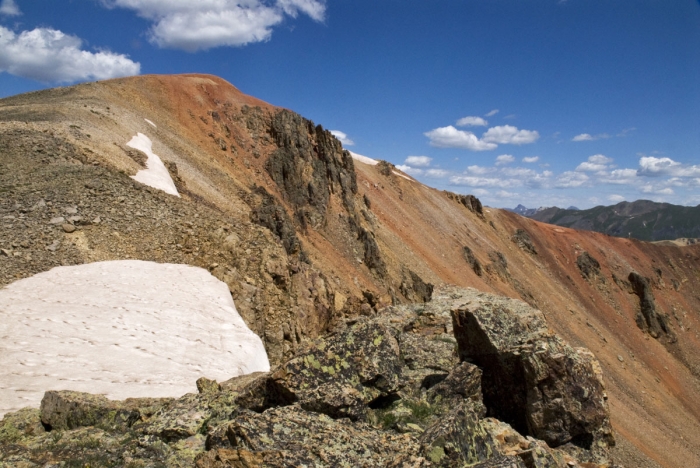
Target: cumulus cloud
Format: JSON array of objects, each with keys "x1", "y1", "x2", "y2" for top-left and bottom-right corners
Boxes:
[
  {"x1": 456, "y1": 116, "x2": 487, "y2": 127},
  {"x1": 556, "y1": 171, "x2": 589, "y2": 188},
  {"x1": 425, "y1": 124, "x2": 539, "y2": 151},
  {"x1": 576, "y1": 154, "x2": 613, "y2": 172},
  {"x1": 572, "y1": 133, "x2": 593, "y2": 142},
  {"x1": 572, "y1": 133, "x2": 610, "y2": 142},
  {"x1": 395, "y1": 165, "x2": 424, "y2": 176},
  {"x1": 405, "y1": 155, "x2": 432, "y2": 167},
  {"x1": 424, "y1": 126, "x2": 497, "y2": 151},
  {"x1": 599, "y1": 168, "x2": 637, "y2": 185},
  {"x1": 450, "y1": 175, "x2": 521, "y2": 188},
  {"x1": 0, "y1": 0, "x2": 20, "y2": 16},
  {"x1": 495, "y1": 154, "x2": 514, "y2": 166},
  {"x1": 481, "y1": 125, "x2": 539, "y2": 145},
  {"x1": 608, "y1": 194, "x2": 626, "y2": 203},
  {"x1": 330, "y1": 130, "x2": 354, "y2": 146},
  {"x1": 425, "y1": 168, "x2": 450, "y2": 178},
  {"x1": 106, "y1": 0, "x2": 326, "y2": 51},
  {"x1": 496, "y1": 190, "x2": 518, "y2": 199},
  {"x1": 485, "y1": 109, "x2": 499, "y2": 117},
  {"x1": 637, "y1": 156, "x2": 681, "y2": 176},
  {"x1": 467, "y1": 165, "x2": 494, "y2": 175},
  {"x1": 0, "y1": 26, "x2": 140, "y2": 83},
  {"x1": 522, "y1": 156, "x2": 539, "y2": 163}
]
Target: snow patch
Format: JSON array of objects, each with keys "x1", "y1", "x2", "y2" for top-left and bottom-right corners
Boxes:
[
  {"x1": 144, "y1": 118, "x2": 157, "y2": 128},
  {"x1": 392, "y1": 170, "x2": 413, "y2": 181},
  {"x1": 349, "y1": 151, "x2": 378, "y2": 166},
  {"x1": 0, "y1": 260, "x2": 270, "y2": 417},
  {"x1": 127, "y1": 133, "x2": 179, "y2": 197}
]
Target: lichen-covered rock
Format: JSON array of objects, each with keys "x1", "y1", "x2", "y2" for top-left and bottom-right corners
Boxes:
[
  {"x1": 419, "y1": 401, "x2": 498, "y2": 466},
  {"x1": 40, "y1": 390, "x2": 169, "y2": 432},
  {"x1": 202, "y1": 405, "x2": 427, "y2": 467},
  {"x1": 268, "y1": 319, "x2": 402, "y2": 420},
  {"x1": 451, "y1": 291, "x2": 614, "y2": 451}
]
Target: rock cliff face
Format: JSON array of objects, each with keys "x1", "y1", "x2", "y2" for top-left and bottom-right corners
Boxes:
[
  {"x1": 0, "y1": 286, "x2": 616, "y2": 467},
  {"x1": 1, "y1": 74, "x2": 700, "y2": 466}
]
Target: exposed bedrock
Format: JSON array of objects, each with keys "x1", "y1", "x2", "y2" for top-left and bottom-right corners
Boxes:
[{"x1": 628, "y1": 271, "x2": 676, "y2": 342}]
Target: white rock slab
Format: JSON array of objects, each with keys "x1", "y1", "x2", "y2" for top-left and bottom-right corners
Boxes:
[
  {"x1": 0, "y1": 260, "x2": 270, "y2": 417},
  {"x1": 127, "y1": 132, "x2": 179, "y2": 197},
  {"x1": 144, "y1": 118, "x2": 157, "y2": 128}
]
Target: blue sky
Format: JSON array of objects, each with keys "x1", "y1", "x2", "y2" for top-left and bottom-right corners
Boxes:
[{"x1": 0, "y1": 0, "x2": 698, "y2": 209}]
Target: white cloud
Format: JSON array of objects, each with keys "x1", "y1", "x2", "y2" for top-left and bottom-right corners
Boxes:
[
  {"x1": 638, "y1": 156, "x2": 681, "y2": 176},
  {"x1": 456, "y1": 116, "x2": 487, "y2": 127},
  {"x1": 0, "y1": 0, "x2": 20, "y2": 16},
  {"x1": 404, "y1": 155, "x2": 432, "y2": 167},
  {"x1": 572, "y1": 133, "x2": 611, "y2": 142},
  {"x1": 450, "y1": 175, "x2": 521, "y2": 188},
  {"x1": 467, "y1": 165, "x2": 493, "y2": 175},
  {"x1": 495, "y1": 154, "x2": 515, "y2": 166},
  {"x1": 0, "y1": 26, "x2": 140, "y2": 83},
  {"x1": 330, "y1": 130, "x2": 354, "y2": 146},
  {"x1": 640, "y1": 184, "x2": 674, "y2": 195},
  {"x1": 495, "y1": 190, "x2": 518, "y2": 199},
  {"x1": 106, "y1": 0, "x2": 326, "y2": 51},
  {"x1": 482, "y1": 125, "x2": 539, "y2": 145},
  {"x1": 556, "y1": 171, "x2": 589, "y2": 188},
  {"x1": 425, "y1": 126, "x2": 497, "y2": 151},
  {"x1": 485, "y1": 109, "x2": 499, "y2": 117},
  {"x1": 425, "y1": 168, "x2": 450, "y2": 178},
  {"x1": 576, "y1": 154, "x2": 613, "y2": 172},
  {"x1": 608, "y1": 194, "x2": 626, "y2": 203},
  {"x1": 522, "y1": 156, "x2": 539, "y2": 163},
  {"x1": 599, "y1": 168, "x2": 637, "y2": 185},
  {"x1": 395, "y1": 165, "x2": 424, "y2": 176}
]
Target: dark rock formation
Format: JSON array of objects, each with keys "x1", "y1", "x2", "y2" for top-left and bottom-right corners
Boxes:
[
  {"x1": 577, "y1": 251, "x2": 602, "y2": 281},
  {"x1": 511, "y1": 229, "x2": 537, "y2": 255},
  {"x1": 451, "y1": 292, "x2": 614, "y2": 451},
  {"x1": 358, "y1": 227, "x2": 387, "y2": 277},
  {"x1": 628, "y1": 272, "x2": 675, "y2": 342},
  {"x1": 250, "y1": 186, "x2": 302, "y2": 256},
  {"x1": 486, "y1": 251, "x2": 510, "y2": 280},
  {"x1": 400, "y1": 269, "x2": 434, "y2": 302},
  {"x1": 463, "y1": 246, "x2": 483, "y2": 276},
  {"x1": 445, "y1": 192, "x2": 484, "y2": 216},
  {"x1": 266, "y1": 110, "x2": 357, "y2": 228}
]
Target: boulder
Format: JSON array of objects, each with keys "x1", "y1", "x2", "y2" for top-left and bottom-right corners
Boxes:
[
  {"x1": 451, "y1": 291, "x2": 614, "y2": 450},
  {"x1": 268, "y1": 319, "x2": 402, "y2": 420}
]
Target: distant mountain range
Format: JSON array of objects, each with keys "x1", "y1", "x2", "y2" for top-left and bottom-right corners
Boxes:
[
  {"x1": 512, "y1": 200, "x2": 700, "y2": 241},
  {"x1": 508, "y1": 204, "x2": 579, "y2": 217}
]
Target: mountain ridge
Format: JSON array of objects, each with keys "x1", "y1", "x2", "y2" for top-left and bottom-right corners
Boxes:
[{"x1": 1, "y1": 74, "x2": 699, "y2": 467}]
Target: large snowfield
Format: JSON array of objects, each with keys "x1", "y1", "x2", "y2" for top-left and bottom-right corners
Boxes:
[{"x1": 0, "y1": 260, "x2": 270, "y2": 417}]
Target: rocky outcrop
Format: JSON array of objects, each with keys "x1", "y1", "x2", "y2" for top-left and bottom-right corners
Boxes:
[
  {"x1": 1, "y1": 286, "x2": 617, "y2": 467},
  {"x1": 249, "y1": 186, "x2": 303, "y2": 257},
  {"x1": 577, "y1": 251, "x2": 601, "y2": 281},
  {"x1": 451, "y1": 291, "x2": 614, "y2": 451},
  {"x1": 400, "y1": 269, "x2": 434, "y2": 302},
  {"x1": 445, "y1": 192, "x2": 484, "y2": 216},
  {"x1": 463, "y1": 246, "x2": 484, "y2": 276},
  {"x1": 266, "y1": 109, "x2": 357, "y2": 228},
  {"x1": 628, "y1": 272, "x2": 675, "y2": 342},
  {"x1": 512, "y1": 229, "x2": 537, "y2": 255}
]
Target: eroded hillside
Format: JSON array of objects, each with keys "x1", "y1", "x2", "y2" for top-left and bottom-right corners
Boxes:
[{"x1": 1, "y1": 74, "x2": 699, "y2": 466}]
